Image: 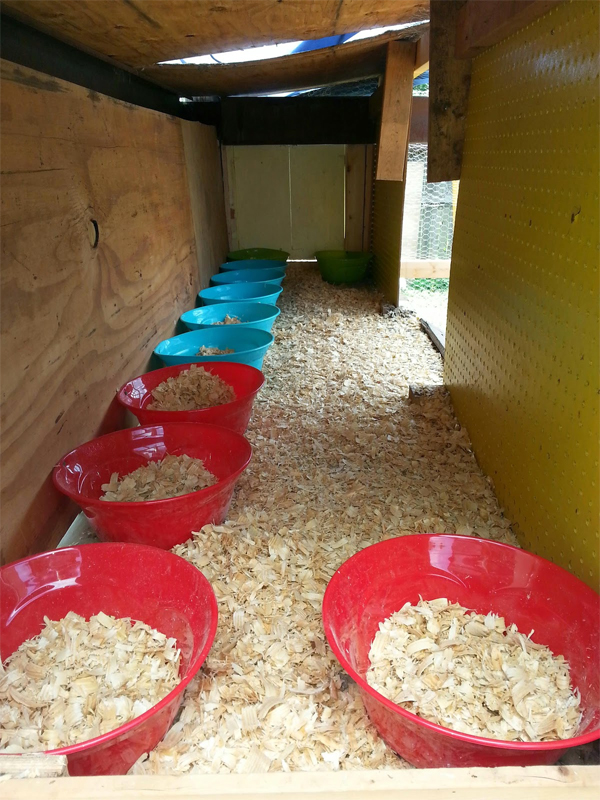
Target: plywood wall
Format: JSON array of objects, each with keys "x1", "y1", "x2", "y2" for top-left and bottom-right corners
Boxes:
[
  {"x1": 224, "y1": 145, "x2": 345, "y2": 258},
  {"x1": 181, "y1": 120, "x2": 228, "y2": 286},
  {"x1": 445, "y1": 2, "x2": 599, "y2": 589},
  {"x1": 0, "y1": 61, "x2": 225, "y2": 564}
]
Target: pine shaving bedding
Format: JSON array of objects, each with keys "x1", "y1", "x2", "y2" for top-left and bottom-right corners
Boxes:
[
  {"x1": 196, "y1": 346, "x2": 235, "y2": 356},
  {"x1": 100, "y1": 454, "x2": 216, "y2": 502},
  {"x1": 366, "y1": 598, "x2": 581, "y2": 742},
  {"x1": 148, "y1": 365, "x2": 235, "y2": 411},
  {"x1": 0, "y1": 612, "x2": 180, "y2": 753},
  {"x1": 131, "y1": 264, "x2": 519, "y2": 776},
  {"x1": 214, "y1": 315, "x2": 241, "y2": 325}
]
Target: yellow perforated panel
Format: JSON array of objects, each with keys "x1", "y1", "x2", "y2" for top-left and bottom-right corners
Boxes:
[
  {"x1": 372, "y1": 178, "x2": 405, "y2": 305},
  {"x1": 445, "y1": 1, "x2": 599, "y2": 589}
]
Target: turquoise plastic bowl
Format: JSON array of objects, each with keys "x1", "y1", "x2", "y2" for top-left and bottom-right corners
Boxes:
[
  {"x1": 210, "y1": 268, "x2": 285, "y2": 287},
  {"x1": 198, "y1": 283, "x2": 283, "y2": 307},
  {"x1": 220, "y1": 259, "x2": 288, "y2": 272},
  {"x1": 181, "y1": 302, "x2": 281, "y2": 333},
  {"x1": 227, "y1": 248, "x2": 289, "y2": 262},
  {"x1": 154, "y1": 328, "x2": 274, "y2": 370}
]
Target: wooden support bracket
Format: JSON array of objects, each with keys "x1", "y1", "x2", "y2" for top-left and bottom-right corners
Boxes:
[
  {"x1": 427, "y1": 0, "x2": 472, "y2": 183},
  {"x1": 456, "y1": 0, "x2": 565, "y2": 58},
  {"x1": 375, "y1": 41, "x2": 416, "y2": 182}
]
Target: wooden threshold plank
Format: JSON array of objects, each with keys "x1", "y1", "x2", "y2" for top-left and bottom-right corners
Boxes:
[
  {"x1": 401, "y1": 259, "x2": 451, "y2": 279},
  {"x1": 5, "y1": 766, "x2": 599, "y2": 799}
]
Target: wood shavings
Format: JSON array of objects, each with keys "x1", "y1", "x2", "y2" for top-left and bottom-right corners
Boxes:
[
  {"x1": 100, "y1": 454, "x2": 216, "y2": 501},
  {"x1": 196, "y1": 346, "x2": 235, "y2": 356},
  {"x1": 214, "y1": 315, "x2": 241, "y2": 325},
  {"x1": 129, "y1": 264, "x2": 518, "y2": 776},
  {"x1": 0, "y1": 612, "x2": 180, "y2": 753},
  {"x1": 366, "y1": 598, "x2": 581, "y2": 742},
  {"x1": 148, "y1": 364, "x2": 235, "y2": 411}
]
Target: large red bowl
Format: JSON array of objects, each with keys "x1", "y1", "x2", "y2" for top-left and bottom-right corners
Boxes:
[
  {"x1": 0, "y1": 543, "x2": 218, "y2": 775},
  {"x1": 322, "y1": 534, "x2": 600, "y2": 768},
  {"x1": 53, "y1": 423, "x2": 251, "y2": 549},
  {"x1": 117, "y1": 362, "x2": 265, "y2": 434}
]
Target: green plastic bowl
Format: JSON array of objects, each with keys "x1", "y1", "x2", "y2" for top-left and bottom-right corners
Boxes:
[
  {"x1": 227, "y1": 248, "x2": 289, "y2": 263},
  {"x1": 314, "y1": 250, "x2": 371, "y2": 284}
]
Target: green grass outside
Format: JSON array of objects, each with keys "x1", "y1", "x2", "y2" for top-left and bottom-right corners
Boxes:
[{"x1": 405, "y1": 278, "x2": 449, "y2": 294}]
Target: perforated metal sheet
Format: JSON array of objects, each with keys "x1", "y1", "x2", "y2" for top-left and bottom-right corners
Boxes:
[{"x1": 445, "y1": 1, "x2": 599, "y2": 588}]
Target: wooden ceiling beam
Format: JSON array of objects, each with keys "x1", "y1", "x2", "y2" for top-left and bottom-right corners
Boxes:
[
  {"x1": 141, "y1": 28, "x2": 427, "y2": 97},
  {"x1": 2, "y1": 0, "x2": 429, "y2": 70}
]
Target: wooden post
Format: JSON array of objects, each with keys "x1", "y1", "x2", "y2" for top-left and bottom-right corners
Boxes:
[
  {"x1": 428, "y1": 0, "x2": 472, "y2": 183},
  {"x1": 375, "y1": 41, "x2": 416, "y2": 182},
  {"x1": 344, "y1": 145, "x2": 368, "y2": 252}
]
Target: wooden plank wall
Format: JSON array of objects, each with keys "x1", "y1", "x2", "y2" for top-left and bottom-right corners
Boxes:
[
  {"x1": 0, "y1": 60, "x2": 225, "y2": 564},
  {"x1": 181, "y1": 120, "x2": 228, "y2": 287}
]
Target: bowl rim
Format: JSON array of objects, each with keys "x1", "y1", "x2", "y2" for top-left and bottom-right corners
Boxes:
[
  {"x1": 0, "y1": 542, "x2": 219, "y2": 759},
  {"x1": 322, "y1": 533, "x2": 600, "y2": 752},
  {"x1": 52, "y1": 422, "x2": 252, "y2": 509},
  {"x1": 154, "y1": 328, "x2": 275, "y2": 358},
  {"x1": 180, "y1": 303, "x2": 281, "y2": 324},
  {"x1": 198, "y1": 283, "x2": 283, "y2": 299},
  {"x1": 117, "y1": 362, "x2": 265, "y2": 414}
]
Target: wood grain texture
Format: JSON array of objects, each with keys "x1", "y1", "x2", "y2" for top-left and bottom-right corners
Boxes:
[
  {"x1": 2, "y1": 1, "x2": 429, "y2": 71},
  {"x1": 6, "y1": 766, "x2": 599, "y2": 799},
  {"x1": 455, "y1": 0, "x2": 565, "y2": 58},
  {"x1": 181, "y1": 121, "x2": 228, "y2": 287},
  {"x1": 427, "y1": 0, "x2": 472, "y2": 183},
  {"x1": 344, "y1": 145, "x2": 368, "y2": 251},
  {"x1": 401, "y1": 259, "x2": 451, "y2": 278},
  {"x1": 376, "y1": 41, "x2": 416, "y2": 181},
  {"x1": 362, "y1": 145, "x2": 375, "y2": 251},
  {"x1": 0, "y1": 60, "x2": 206, "y2": 564},
  {"x1": 142, "y1": 29, "x2": 427, "y2": 98}
]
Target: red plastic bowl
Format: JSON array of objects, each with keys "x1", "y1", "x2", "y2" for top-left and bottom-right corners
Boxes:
[
  {"x1": 117, "y1": 362, "x2": 264, "y2": 435},
  {"x1": 0, "y1": 543, "x2": 218, "y2": 776},
  {"x1": 322, "y1": 534, "x2": 600, "y2": 768},
  {"x1": 53, "y1": 423, "x2": 252, "y2": 549}
]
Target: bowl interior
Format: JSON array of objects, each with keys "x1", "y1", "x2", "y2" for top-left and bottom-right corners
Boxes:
[
  {"x1": 323, "y1": 535, "x2": 600, "y2": 742},
  {"x1": 54, "y1": 424, "x2": 252, "y2": 503},
  {"x1": 155, "y1": 328, "x2": 274, "y2": 357},
  {"x1": 211, "y1": 268, "x2": 285, "y2": 285},
  {"x1": 0, "y1": 544, "x2": 217, "y2": 681},
  {"x1": 119, "y1": 363, "x2": 264, "y2": 412},
  {"x1": 181, "y1": 303, "x2": 280, "y2": 328},
  {"x1": 220, "y1": 259, "x2": 287, "y2": 271},
  {"x1": 199, "y1": 283, "x2": 283, "y2": 302}
]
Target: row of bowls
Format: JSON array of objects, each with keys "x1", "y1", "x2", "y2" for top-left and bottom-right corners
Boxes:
[
  {"x1": 3, "y1": 534, "x2": 598, "y2": 776},
  {"x1": 3, "y1": 250, "x2": 599, "y2": 777},
  {"x1": 1, "y1": 249, "x2": 292, "y2": 775},
  {"x1": 55, "y1": 256, "x2": 294, "y2": 551},
  {"x1": 155, "y1": 258, "x2": 289, "y2": 371}
]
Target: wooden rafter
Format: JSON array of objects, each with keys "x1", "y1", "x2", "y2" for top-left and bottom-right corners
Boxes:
[{"x1": 2, "y1": 0, "x2": 429, "y2": 70}]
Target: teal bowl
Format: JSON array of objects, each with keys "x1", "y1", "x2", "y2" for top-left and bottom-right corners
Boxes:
[
  {"x1": 154, "y1": 327, "x2": 274, "y2": 371},
  {"x1": 315, "y1": 250, "x2": 371, "y2": 284},
  {"x1": 210, "y1": 268, "x2": 285, "y2": 287},
  {"x1": 227, "y1": 248, "x2": 289, "y2": 262},
  {"x1": 181, "y1": 302, "x2": 280, "y2": 334},
  {"x1": 220, "y1": 259, "x2": 288, "y2": 272},
  {"x1": 198, "y1": 283, "x2": 283, "y2": 306}
]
